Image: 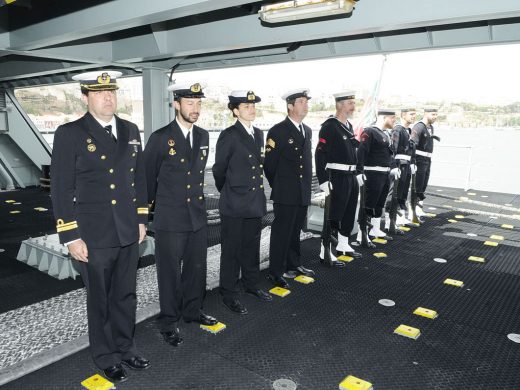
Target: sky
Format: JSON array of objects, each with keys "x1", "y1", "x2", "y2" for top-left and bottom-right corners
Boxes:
[{"x1": 178, "y1": 43, "x2": 520, "y2": 106}]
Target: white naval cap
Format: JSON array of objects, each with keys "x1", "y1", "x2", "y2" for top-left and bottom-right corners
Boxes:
[
  {"x1": 332, "y1": 90, "x2": 356, "y2": 102},
  {"x1": 228, "y1": 90, "x2": 261, "y2": 104},
  {"x1": 281, "y1": 88, "x2": 311, "y2": 102},
  {"x1": 72, "y1": 70, "x2": 122, "y2": 91},
  {"x1": 167, "y1": 82, "x2": 206, "y2": 99}
]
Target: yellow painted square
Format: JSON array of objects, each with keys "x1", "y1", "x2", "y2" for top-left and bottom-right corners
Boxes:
[
  {"x1": 489, "y1": 235, "x2": 504, "y2": 241},
  {"x1": 337, "y1": 255, "x2": 354, "y2": 262},
  {"x1": 372, "y1": 238, "x2": 387, "y2": 244},
  {"x1": 468, "y1": 256, "x2": 485, "y2": 263},
  {"x1": 81, "y1": 374, "x2": 115, "y2": 390},
  {"x1": 294, "y1": 275, "x2": 315, "y2": 284},
  {"x1": 398, "y1": 226, "x2": 411, "y2": 232},
  {"x1": 413, "y1": 307, "x2": 438, "y2": 319},
  {"x1": 394, "y1": 324, "x2": 421, "y2": 340},
  {"x1": 444, "y1": 278, "x2": 464, "y2": 287},
  {"x1": 200, "y1": 322, "x2": 226, "y2": 334},
  {"x1": 448, "y1": 219, "x2": 458, "y2": 223},
  {"x1": 425, "y1": 213, "x2": 437, "y2": 217},
  {"x1": 455, "y1": 215, "x2": 465, "y2": 219},
  {"x1": 269, "y1": 287, "x2": 291, "y2": 297},
  {"x1": 501, "y1": 224, "x2": 514, "y2": 229},
  {"x1": 373, "y1": 252, "x2": 387, "y2": 258},
  {"x1": 9, "y1": 210, "x2": 20, "y2": 214},
  {"x1": 5, "y1": 200, "x2": 16, "y2": 203},
  {"x1": 339, "y1": 375, "x2": 373, "y2": 390},
  {"x1": 484, "y1": 241, "x2": 498, "y2": 247}
]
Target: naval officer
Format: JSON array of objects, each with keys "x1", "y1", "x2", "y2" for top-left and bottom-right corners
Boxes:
[
  {"x1": 50, "y1": 70, "x2": 150, "y2": 382},
  {"x1": 213, "y1": 90, "x2": 272, "y2": 315},
  {"x1": 264, "y1": 88, "x2": 315, "y2": 289},
  {"x1": 145, "y1": 82, "x2": 218, "y2": 348}
]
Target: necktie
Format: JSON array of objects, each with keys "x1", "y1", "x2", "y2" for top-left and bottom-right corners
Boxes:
[
  {"x1": 299, "y1": 124, "x2": 305, "y2": 138},
  {"x1": 186, "y1": 131, "x2": 192, "y2": 151},
  {"x1": 104, "y1": 125, "x2": 116, "y2": 142}
]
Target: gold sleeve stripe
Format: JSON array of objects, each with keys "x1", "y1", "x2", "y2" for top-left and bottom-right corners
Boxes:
[
  {"x1": 267, "y1": 138, "x2": 275, "y2": 148},
  {"x1": 137, "y1": 208, "x2": 149, "y2": 215},
  {"x1": 57, "y1": 223, "x2": 78, "y2": 232}
]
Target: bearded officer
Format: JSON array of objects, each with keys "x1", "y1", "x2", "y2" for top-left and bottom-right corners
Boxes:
[
  {"x1": 213, "y1": 90, "x2": 272, "y2": 316},
  {"x1": 264, "y1": 88, "x2": 315, "y2": 289},
  {"x1": 315, "y1": 91, "x2": 363, "y2": 266},
  {"x1": 357, "y1": 109, "x2": 400, "y2": 242},
  {"x1": 411, "y1": 107, "x2": 439, "y2": 217},
  {"x1": 145, "y1": 82, "x2": 218, "y2": 348},
  {"x1": 50, "y1": 70, "x2": 150, "y2": 382}
]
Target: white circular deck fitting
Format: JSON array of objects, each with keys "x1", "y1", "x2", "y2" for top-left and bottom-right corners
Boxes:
[
  {"x1": 0, "y1": 248, "x2": 4, "y2": 253},
  {"x1": 507, "y1": 334, "x2": 520, "y2": 343},
  {"x1": 436, "y1": 189, "x2": 443, "y2": 192},
  {"x1": 434, "y1": 258, "x2": 447, "y2": 263},
  {"x1": 489, "y1": 216, "x2": 498, "y2": 219},
  {"x1": 378, "y1": 299, "x2": 396, "y2": 307},
  {"x1": 467, "y1": 233, "x2": 478, "y2": 237},
  {"x1": 428, "y1": 207, "x2": 437, "y2": 210},
  {"x1": 13, "y1": 202, "x2": 21, "y2": 205},
  {"x1": 273, "y1": 379, "x2": 297, "y2": 390},
  {"x1": 505, "y1": 203, "x2": 513, "y2": 206},
  {"x1": 481, "y1": 195, "x2": 488, "y2": 198}
]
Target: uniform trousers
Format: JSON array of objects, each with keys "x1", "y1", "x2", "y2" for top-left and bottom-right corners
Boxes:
[
  {"x1": 415, "y1": 156, "x2": 431, "y2": 201},
  {"x1": 329, "y1": 173, "x2": 359, "y2": 236},
  {"x1": 155, "y1": 227, "x2": 207, "y2": 333},
  {"x1": 219, "y1": 215, "x2": 262, "y2": 301},
  {"x1": 269, "y1": 204, "x2": 307, "y2": 278},
  {"x1": 385, "y1": 164, "x2": 411, "y2": 211},
  {"x1": 365, "y1": 171, "x2": 390, "y2": 218},
  {"x1": 78, "y1": 242, "x2": 139, "y2": 369}
]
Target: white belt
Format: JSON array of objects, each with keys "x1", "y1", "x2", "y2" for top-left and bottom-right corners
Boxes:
[
  {"x1": 394, "y1": 154, "x2": 411, "y2": 161},
  {"x1": 325, "y1": 163, "x2": 356, "y2": 172},
  {"x1": 364, "y1": 166, "x2": 390, "y2": 172},
  {"x1": 416, "y1": 150, "x2": 432, "y2": 158}
]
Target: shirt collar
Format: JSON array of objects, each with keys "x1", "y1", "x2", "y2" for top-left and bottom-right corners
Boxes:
[
  {"x1": 175, "y1": 117, "x2": 194, "y2": 138},
  {"x1": 92, "y1": 115, "x2": 117, "y2": 137},
  {"x1": 287, "y1": 116, "x2": 302, "y2": 130},
  {"x1": 238, "y1": 119, "x2": 254, "y2": 135}
]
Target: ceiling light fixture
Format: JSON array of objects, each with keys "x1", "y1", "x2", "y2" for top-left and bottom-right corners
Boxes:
[{"x1": 259, "y1": 0, "x2": 358, "y2": 24}]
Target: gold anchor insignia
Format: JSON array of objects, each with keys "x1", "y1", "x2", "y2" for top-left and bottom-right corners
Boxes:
[
  {"x1": 288, "y1": 138, "x2": 294, "y2": 144},
  {"x1": 168, "y1": 139, "x2": 175, "y2": 146},
  {"x1": 190, "y1": 83, "x2": 201, "y2": 93},
  {"x1": 87, "y1": 144, "x2": 97, "y2": 152},
  {"x1": 97, "y1": 72, "x2": 110, "y2": 85},
  {"x1": 247, "y1": 91, "x2": 256, "y2": 101},
  {"x1": 169, "y1": 148, "x2": 176, "y2": 156},
  {"x1": 87, "y1": 138, "x2": 92, "y2": 144}
]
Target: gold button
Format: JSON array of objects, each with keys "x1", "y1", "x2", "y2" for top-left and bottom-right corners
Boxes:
[
  {"x1": 300, "y1": 165, "x2": 303, "y2": 168},
  {"x1": 200, "y1": 170, "x2": 203, "y2": 174},
  {"x1": 187, "y1": 198, "x2": 191, "y2": 202},
  {"x1": 260, "y1": 164, "x2": 263, "y2": 168},
  {"x1": 111, "y1": 200, "x2": 117, "y2": 205},
  {"x1": 130, "y1": 168, "x2": 134, "y2": 172},
  {"x1": 200, "y1": 183, "x2": 203, "y2": 186},
  {"x1": 252, "y1": 166, "x2": 255, "y2": 169},
  {"x1": 133, "y1": 198, "x2": 136, "y2": 202},
  {"x1": 260, "y1": 184, "x2": 264, "y2": 188},
  {"x1": 109, "y1": 168, "x2": 114, "y2": 173},
  {"x1": 252, "y1": 187, "x2": 256, "y2": 191},
  {"x1": 300, "y1": 175, "x2": 303, "y2": 178},
  {"x1": 295, "y1": 147, "x2": 298, "y2": 150},
  {"x1": 132, "y1": 153, "x2": 136, "y2": 157},
  {"x1": 260, "y1": 174, "x2": 264, "y2": 178},
  {"x1": 199, "y1": 196, "x2": 203, "y2": 200},
  {"x1": 187, "y1": 184, "x2": 191, "y2": 189},
  {"x1": 101, "y1": 155, "x2": 106, "y2": 160},
  {"x1": 181, "y1": 158, "x2": 185, "y2": 163},
  {"x1": 187, "y1": 171, "x2": 191, "y2": 175},
  {"x1": 248, "y1": 154, "x2": 252, "y2": 158},
  {"x1": 300, "y1": 156, "x2": 303, "y2": 159},
  {"x1": 252, "y1": 176, "x2": 256, "y2": 179},
  {"x1": 200, "y1": 157, "x2": 203, "y2": 160},
  {"x1": 131, "y1": 182, "x2": 135, "y2": 187},
  {"x1": 110, "y1": 184, "x2": 115, "y2": 189}
]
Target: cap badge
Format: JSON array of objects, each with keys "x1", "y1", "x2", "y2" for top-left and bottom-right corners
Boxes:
[
  {"x1": 168, "y1": 139, "x2": 175, "y2": 147},
  {"x1": 190, "y1": 83, "x2": 201, "y2": 93},
  {"x1": 247, "y1": 91, "x2": 256, "y2": 101},
  {"x1": 169, "y1": 148, "x2": 176, "y2": 156},
  {"x1": 97, "y1": 72, "x2": 111, "y2": 85},
  {"x1": 87, "y1": 144, "x2": 96, "y2": 152}
]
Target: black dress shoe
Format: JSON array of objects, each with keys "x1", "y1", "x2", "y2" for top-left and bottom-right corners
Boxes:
[
  {"x1": 337, "y1": 250, "x2": 363, "y2": 259},
  {"x1": 161, "y1": 329, "x2": 183, "y2": 346},
  {"x1": 283, "y1": 270, "x2": 298, "y2": 278},
  {"x1": 295, "y1": 265, "x2": 315, "y2": 277},
  {"x1": 103, "y1": 364, "x2": 128, "y2": 382},
  {"x1": 122, "y1": 355, "x2": 150, "y2": 370},
  {"x1": 222, "y1": 298, "x2": 248, "y2": 314},
  {"x1": 185, "y1": 312, "x2": 218, "y2": 326},
  {"x1": 320, "y1": 258, "x2": 346, "y2": 268},
  {"x1": 245, "y1": 288, "x2": 273, "y2": 301},
  {"x1": 267, "y1": 274, "x2": 290, "y2": 289}
]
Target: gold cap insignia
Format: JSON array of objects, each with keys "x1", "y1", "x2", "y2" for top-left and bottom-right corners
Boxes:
[
  {"x1": 247, "y1": 91, "x2": 256, "y2": 101},
  {"x1": 168, "y1": 139, "x2": 175, "y2": 146},
  {"x1": 169, "y1": 148, "x2": 176, "y2": 156},
  {"x1": 97, "y1": 72, "x2": 111, "y2": 85},
  {"x1": 88, "y1": 144, "x2": 97, "y2": 152},
  {"x1": 190, "y1": 83, "x2": 202, "y2": 93}
]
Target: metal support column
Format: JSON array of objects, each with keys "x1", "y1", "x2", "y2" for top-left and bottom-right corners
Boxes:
[{"x1": 142, "y1": 69, "x2": 170, "y2": 144}]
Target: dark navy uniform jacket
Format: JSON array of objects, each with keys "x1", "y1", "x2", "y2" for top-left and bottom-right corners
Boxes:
[
  {"x1": 356, "y1": 126, "x2": 396, "y2": 172},
  {"x1": 411, "y1": 122, "x2": 434, "y2": 154},
  {"x1": 50, "y1": 112, "x2": 148, "y2": 248},
  {"x1": 212, "y1": 121, "x2": 267, "y2": 218},
  {"x1": 264, "y1": 117, "x2": 312, "y2": 206},
  {"x1": 392, "y1": 124, "x2": 416, "y2": 164},
  {"x1": 315, "y1": 117, "x2": 358, "y2": 184},
  {"x1": 145, "y1": 120, "x2": 209, "y2": 233}
]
